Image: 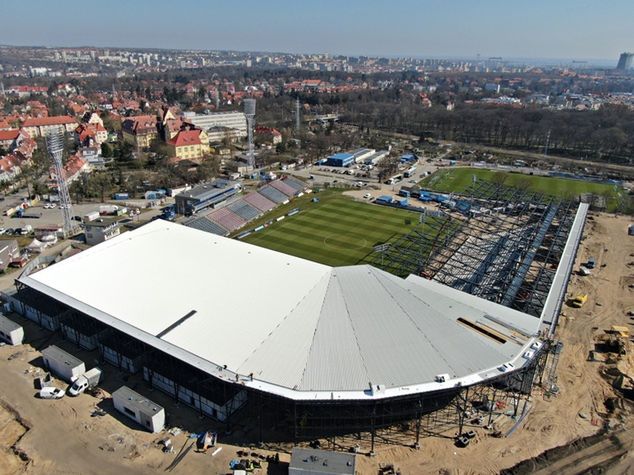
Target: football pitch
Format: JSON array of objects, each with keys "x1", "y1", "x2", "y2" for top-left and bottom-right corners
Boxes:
[
  {"x1": 420, "y1": 167, "x2": 623, "y2": 209},
  {"x1": 242, "y1": 191, "x2": 421, "y2": 266}
]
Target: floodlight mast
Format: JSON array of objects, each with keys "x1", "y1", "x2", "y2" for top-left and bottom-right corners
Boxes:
[
  {"x1": 46, "y1": 132, "x2": 76, "y2": 237},
  {"x1": 244, "y1": 98, "x2": 256, "y2": 170}
]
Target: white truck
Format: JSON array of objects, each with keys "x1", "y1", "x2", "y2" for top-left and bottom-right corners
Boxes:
[
  {"x1": 68, "y1": 367, "x2": 102, "y2": 396},
  {"x1": 99, "y1": 205, "x2": 119, "y2": 215},
  {"x1": 83, "y1": 211, "x2": 100, "y2": 223}
]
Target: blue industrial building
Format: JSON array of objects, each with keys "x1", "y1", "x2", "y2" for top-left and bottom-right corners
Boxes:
[{"x1": 326, "y1": 152, "x2": 355, "y2": 167}]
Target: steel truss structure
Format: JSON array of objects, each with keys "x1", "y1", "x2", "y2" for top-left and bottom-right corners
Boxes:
[
  {"x1": 235, "y1": 342, "x2": 552, "y2": 454},
  {"x1": 369, "y1": 180, "x2": 579, "y2": 317}
]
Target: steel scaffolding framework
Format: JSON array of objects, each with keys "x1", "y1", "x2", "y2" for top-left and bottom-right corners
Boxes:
[{"x1": 367, "y1": 180, "x2": 579, "y2": 317}]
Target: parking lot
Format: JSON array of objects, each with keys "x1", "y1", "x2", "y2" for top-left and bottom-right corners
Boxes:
[{"x1": 0, "y1": 202, "x2": 160, "y2": 236}]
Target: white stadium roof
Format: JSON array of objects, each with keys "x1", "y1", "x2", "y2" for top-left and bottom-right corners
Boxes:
[{"x1": 20, "y1": 220, "x2": 543, "y2": 401}]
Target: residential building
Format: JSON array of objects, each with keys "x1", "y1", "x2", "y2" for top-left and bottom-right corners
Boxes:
[
  {"x1": 121, "y1": 115, "x2": 158, "y2": 149},
  {"x1": 81, "y1": 112, "x2": 104, "y2": 127},
  {"x1": 255, "y1": 126, "x2": 282, "y2": 144},
  {"x1": 0, "y1": 154, "x2": 24, "y2": 182},
  {"x1": 50, "y1": 153, "x2": 90, "y2": 185},
  {"x1": 84, "y1": 218, "x2": 121, "y2": 245},
  {"x1": 158, "y1": 107, "x2": 182, "y2": 141},
  {"x1": 167, "y1": 128, "x2": 209, "y2": 161},
  {"x1": 75, "y1": 123, "x2": 108, "y2": 147},
  {"x1": 22, "y1": 116, "x2": 78, "y2": 138},
  {"x1": 0, "y1": 129, "x2": 29, "y2": 150}
]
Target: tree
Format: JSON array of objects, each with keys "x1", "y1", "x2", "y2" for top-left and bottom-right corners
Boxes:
[
  {"x1": 89, "y1": 172, "x2": 114, "y2": 203},
  {"x1": 116, "y1": 142, "x2": 135, "y2": 164},
  {"x1": 20, "y1": 163, "x2": 36, "y2": 198},
  {"x1": 275, "y1": 141, "x2": 287, "y2": 154},
  {"x1": 196, "y1": 157, "x2": 220, "y2": 182},
  {"x1": 101, "y1": 112, "x2": 121, "y2": 132},
  {"x1": 101, "y1": 142, "x2": 113, "y2": 158}
]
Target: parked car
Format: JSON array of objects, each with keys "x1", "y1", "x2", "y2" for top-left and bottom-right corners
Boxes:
[
  {"x1": 39, "y1": 387, "x2": 66, "y2": 399},
  {"x1": 0, "y1": 228, "x2": 6, "y2": 235},
  {"x1": 363, "y1": 193, "x2": 372, "y2": 199}
]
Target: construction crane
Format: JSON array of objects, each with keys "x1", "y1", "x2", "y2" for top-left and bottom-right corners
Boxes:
[{"x1": 45, "y1": 132, "x2": 77, "y2": 237}]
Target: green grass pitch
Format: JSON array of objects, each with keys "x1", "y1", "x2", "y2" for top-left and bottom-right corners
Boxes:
[
  {"x1": 241, "y1": 191, "x2": 420, "y2": 266},
  {"x1": 420, "y1": 167, "x2": 623, "y2": 209}
]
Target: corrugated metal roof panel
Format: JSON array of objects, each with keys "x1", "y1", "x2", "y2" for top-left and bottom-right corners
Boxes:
[{"x1": 300, "y1": 273, "x2": 369, "y2": 391}]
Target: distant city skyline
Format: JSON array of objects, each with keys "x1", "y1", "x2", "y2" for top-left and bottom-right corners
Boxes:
[{"x1": 1, "y1": 0, "x2": 632, "y2": 62}]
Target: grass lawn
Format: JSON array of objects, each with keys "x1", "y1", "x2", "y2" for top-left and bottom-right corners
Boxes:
[
  {"x1": 241, "y1": 191, "x2": 421, "y2": 266},
  {"x1": 420, "y1": 167, "x2": 624, "y2": 211}
]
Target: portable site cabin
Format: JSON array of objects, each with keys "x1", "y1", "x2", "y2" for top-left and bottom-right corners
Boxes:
[
  {"x1": 0, "y1": 314, "x2": 24, "y2": 345},
  {"x1": 41, "y1": 345, "x2": 86, "y2": 383},
  {"x1": 112, "y1": 386, "x2": 165, "y2": 433}
]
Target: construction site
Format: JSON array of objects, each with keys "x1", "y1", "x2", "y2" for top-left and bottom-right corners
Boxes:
[{"x1": 0, "y1": 179, "x2": 633, "y2": 474}]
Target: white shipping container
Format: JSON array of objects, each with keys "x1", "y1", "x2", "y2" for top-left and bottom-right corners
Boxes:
[{"x1": 83, "y1": 211, "x2": 100, "y2": 223}]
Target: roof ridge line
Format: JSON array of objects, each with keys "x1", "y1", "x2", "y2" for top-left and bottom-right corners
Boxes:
[
  {"x1": 333, "y1": 269, "x2": 372, "y2": 386},
  {"x1": 297, "y1": 270, "x2": 337, "y2": 389}
]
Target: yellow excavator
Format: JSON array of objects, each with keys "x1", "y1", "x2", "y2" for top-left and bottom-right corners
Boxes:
[{"x1": 570, "y1": 293, "x2": 588, "y2": 308}]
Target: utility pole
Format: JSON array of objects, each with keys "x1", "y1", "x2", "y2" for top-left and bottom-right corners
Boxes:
[{"x1": 544, "y1": 129, "x2": 551, "y2": 157}]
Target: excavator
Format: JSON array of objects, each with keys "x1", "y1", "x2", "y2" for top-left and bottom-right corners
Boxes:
[{"x1": 569, "y1": 293, "x2": 588, "y2": 308}]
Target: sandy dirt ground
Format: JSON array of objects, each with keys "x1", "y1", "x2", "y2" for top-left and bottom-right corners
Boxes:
[{"x1": 0, "y1": 212, "x2": 632, "y2": 475}]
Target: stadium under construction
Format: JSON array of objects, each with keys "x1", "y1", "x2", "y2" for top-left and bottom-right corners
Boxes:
[{"x1": 5, "y1": 180, "x2": 588, "y2": 451}]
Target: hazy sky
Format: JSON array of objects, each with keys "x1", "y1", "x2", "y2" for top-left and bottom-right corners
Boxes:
[{"x1": 1, "y1": 0, "x2": 632, "y2": 60}]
